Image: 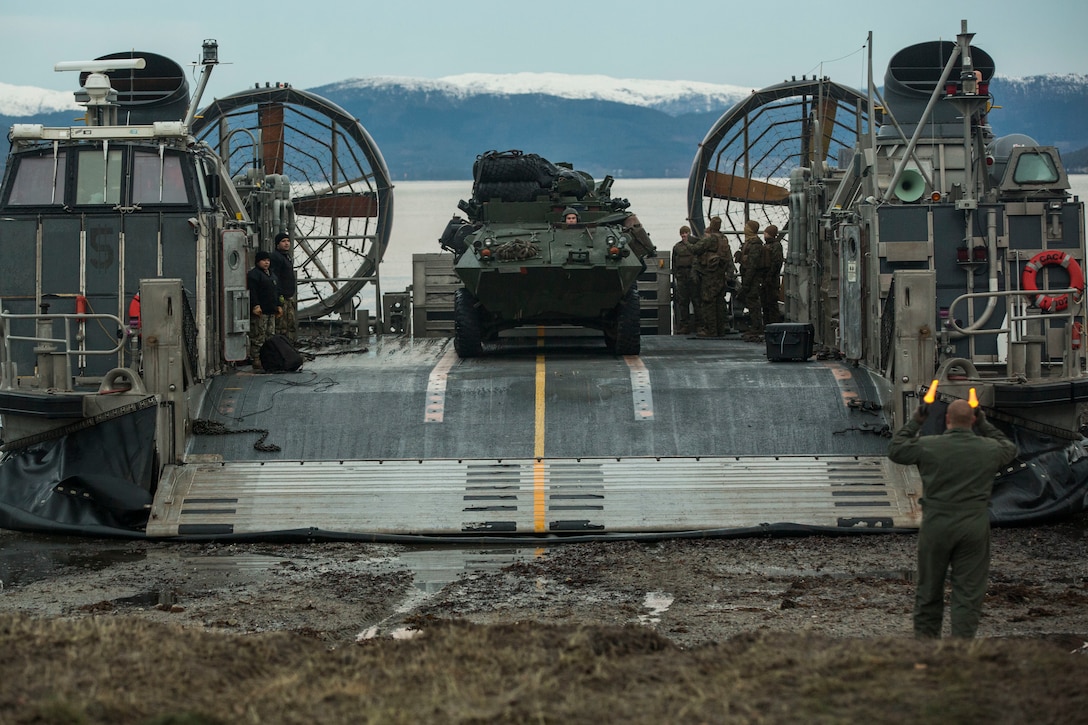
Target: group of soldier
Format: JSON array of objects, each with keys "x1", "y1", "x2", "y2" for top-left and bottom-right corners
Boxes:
[{"x1": 671, "y1": 216, "x2": 784, "y2": 340}]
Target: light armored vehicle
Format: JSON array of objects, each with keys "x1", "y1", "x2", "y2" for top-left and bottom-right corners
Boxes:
[{"x1": 440, "y1": 150, "x2": 655, "y2": 357}]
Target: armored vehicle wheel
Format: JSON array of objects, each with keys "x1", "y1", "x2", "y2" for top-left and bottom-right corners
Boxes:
[
  {"x1": 454, "y1": 288, "x2": 484, "y2": 358},
  {"x1": 607, "y1": 285, "x2": 641, "y2": 356}
]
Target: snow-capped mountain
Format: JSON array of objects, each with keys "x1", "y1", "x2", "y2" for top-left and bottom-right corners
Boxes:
[
  {"x1": 3, "y1": 72, "x2": 1086, "y2": 178},
  {"x1": 324, "y1": 73, "x2": 754, "y2": 116},
  {"x1": 0, "y1": 82, "x2": 81, "y2": 116}
]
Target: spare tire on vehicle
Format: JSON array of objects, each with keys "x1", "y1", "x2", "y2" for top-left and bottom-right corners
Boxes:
[
  {"x1": 473, "y1": 150, "x2": 558, "y2": 187},
  {"x1": 474, "y1": 181, "x2": 543, "y2": 203}
]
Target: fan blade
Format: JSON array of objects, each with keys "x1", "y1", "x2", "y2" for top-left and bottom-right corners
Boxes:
[
  {"x1": 704, "y1": 171, "x2": 788, "y2": 205},
  {"x1": 293, "y1": 192, "x2": 379, "y2": 217},
  {"x1": 814, "y1": 98, "x2": 838, "y2": 164},
  {"x1": 258, "y1": 102, "x2": 286, "y2": 175}
]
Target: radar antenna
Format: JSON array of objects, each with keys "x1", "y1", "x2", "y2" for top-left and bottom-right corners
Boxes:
[{"x1": 54, "y1": 57, "x2": 146, "y2": 126}]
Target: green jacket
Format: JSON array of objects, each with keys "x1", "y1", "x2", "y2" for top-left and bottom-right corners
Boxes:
[
  {"x1": 887, "y1": 417, "x2": 1018, "y2": 509},
  {"x1": 690, "y1": 232, "x2": 736, "y2": 279}
]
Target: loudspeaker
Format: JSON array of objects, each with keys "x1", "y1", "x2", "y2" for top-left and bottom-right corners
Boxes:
[{"x1": 893, "y1": 168, "x2": 926, "y2": 203}]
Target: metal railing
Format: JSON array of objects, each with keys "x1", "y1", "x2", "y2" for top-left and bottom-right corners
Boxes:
[
  {"x1": 945, "y1": 287, "x2": 1083, "y2": 378},
  {"x1": 947, "y1": 288, "x2": 1080, "y2": 335},
  {"x1": 0, "y1": 301, "x2": 129, "y2": 390}
]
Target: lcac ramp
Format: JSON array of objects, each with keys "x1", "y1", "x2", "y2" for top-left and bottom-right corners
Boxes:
[
  {"x1": 146, "y1": 455, "x2": 919, "y2": 538},
  {"x1": 146, "y1": 335, "x2": 919, "y2": 539}
]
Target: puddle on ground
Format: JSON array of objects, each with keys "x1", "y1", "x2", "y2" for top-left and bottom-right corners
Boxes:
[
  {"x1": 638, "y1": 592, "x2": 675, "y2": 626},
  {"x1": 357, "y1": 625, "x2": 422, "y2": 641},
  {"x1": 0, "y1": 531, "x2": 149, "y2": 589},
  {"x1": 0, "y1": 530, "x2": 546, "y2": 624},
  {"x1": 0, "y1": 529, "x2": 547, "y2": 590}
]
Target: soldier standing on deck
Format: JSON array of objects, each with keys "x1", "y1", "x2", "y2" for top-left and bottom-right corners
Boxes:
[
  {"x1": 761, "y1": 224, "x2": 784, "y2": 326},
  {"x1": 246, "y1": 250, "x2": 280, "y2": 369},
  {"x1": 690, "y1": 216, "x2": 737, "y2": 337},
  {"x1": 270, "y1": 232, "x2": 298, "y2": 343},
  {"x1": 738, "y1": 220, "x2": 765, "y2": 342},
  {"x1": 671, "y1": 225, "x2": 697, "y2": 334}
]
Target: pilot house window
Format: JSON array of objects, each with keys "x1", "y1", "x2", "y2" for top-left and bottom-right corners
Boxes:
[
  {"x1": 76, "y1": 149, "x2": 123, "y2": 205},
  {"x1": 7, "y1": 153, "x2": 67, "y2": 205},
  {"x1": 1012, "y1": 152, "x2": 1060, "y2": 184},
  {"x1": 133, "y1": 151, "x2": 189, "y2": 204}
]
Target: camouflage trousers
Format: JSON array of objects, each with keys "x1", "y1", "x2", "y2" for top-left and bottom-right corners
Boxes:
[
  {"x1": 760, "y1": 274, "x2": 783, "y2": 325},
  {"x1": 695, "y1": 272, "x2": 732, "y2": 336},
  {"x1": 275, "y1": 295, "x2": 298, "y2": 342},
  {"x1": 738, "y1": 276, "x2": 764, "y2": 332},
  {"x1": 673, "y1": 268, "x2": 696, "y2": 333},
  {"x1": 248, "y1": 313, "x2": 276, "y2": 363}
]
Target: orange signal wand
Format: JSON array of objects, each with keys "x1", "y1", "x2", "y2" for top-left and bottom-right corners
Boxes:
[
  {"x1": 923, "y1": 379, "x2": 939, "y2": 405},
  {"x1": 968, "y1": 388, "x2": 979, "y2": 408}
]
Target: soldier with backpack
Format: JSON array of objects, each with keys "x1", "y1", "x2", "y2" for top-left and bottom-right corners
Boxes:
[{"x1": 690, "y1": 216, "x2": 737, "y2": 337}]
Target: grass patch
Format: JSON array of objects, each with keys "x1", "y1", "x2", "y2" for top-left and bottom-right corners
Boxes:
[{"x1": 1, "y1": 614, "x2": 1085, "y2": 723}]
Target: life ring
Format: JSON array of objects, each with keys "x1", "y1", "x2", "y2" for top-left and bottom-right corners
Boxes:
[{"x1": 1022, "y1": 250, "x2": 1084, "y2": 312}]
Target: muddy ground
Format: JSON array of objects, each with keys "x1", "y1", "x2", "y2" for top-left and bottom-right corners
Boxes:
[
  {"x1": 3, "y1": 521, "x2": 1087, "y2": 645},
  {"x1": 1, "y1": 518, "x2": 1087, "y2": 722}
]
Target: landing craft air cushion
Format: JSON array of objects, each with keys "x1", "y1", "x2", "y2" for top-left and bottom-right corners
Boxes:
[
  {"x1": 688, "y1": 20, "x2": 1088, "y2": 522},
  {"x1": 0, "y1": 22, "x2": 1085, "y2": 540}
]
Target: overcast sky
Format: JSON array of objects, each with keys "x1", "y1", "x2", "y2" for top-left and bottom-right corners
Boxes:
[{"x1": 4, "y1": 0, "x2": 1086, "y2": 101}]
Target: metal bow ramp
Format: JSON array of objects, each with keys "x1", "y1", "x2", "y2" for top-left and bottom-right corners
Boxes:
[{"x1": 146, "y1": 335, "x2": 920, "y2": 540}]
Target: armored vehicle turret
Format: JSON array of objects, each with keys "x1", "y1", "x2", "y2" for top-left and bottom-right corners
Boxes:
[{"x1": 440, "y1": 150, "x2": 655, "y2": 357}]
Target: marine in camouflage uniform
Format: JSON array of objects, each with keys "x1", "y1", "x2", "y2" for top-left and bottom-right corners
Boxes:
[
  {"x1": 737, "y1": 220, "x2": 765, "y2": 341},
  {"x1": 270, "y1": 232, "x2": 298, "y2": 343},
  {"x1": 690, "y1": 216, "x2": 736, "y2": 337},
  {"x1": 671, "y1": 225, "x2": 697, "y2": 334},
  {"x1": 887, "y1": 400, "x2": 1018, "y2": 638},
  {"x1": 246, "y1": 250, "x2": 280, "y2": 368},
  {"x1": 760, "y1": 224, "x2": 785, "y2": 326}
]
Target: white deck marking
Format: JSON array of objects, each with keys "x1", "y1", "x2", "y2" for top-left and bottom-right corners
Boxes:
[
  {"x1": 624, "y1": 355, "x2": 654, "y2": 420},
  {"x1": 424, "y1": 348, "x2": 459, "y2": 423}
]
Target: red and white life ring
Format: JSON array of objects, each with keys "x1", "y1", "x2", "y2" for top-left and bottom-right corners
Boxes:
[{"x1": 1022, "y1": 250, "x2": 1085, "y2": 312}]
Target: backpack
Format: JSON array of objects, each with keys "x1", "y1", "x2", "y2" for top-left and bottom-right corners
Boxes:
[{"x1": 259, "y1": 335, "x2": 303, "y2": 372}]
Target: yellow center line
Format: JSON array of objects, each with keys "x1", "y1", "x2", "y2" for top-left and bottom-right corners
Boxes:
[{"x1": 533, "y1": 328, "x2": 547, "y2": 532}]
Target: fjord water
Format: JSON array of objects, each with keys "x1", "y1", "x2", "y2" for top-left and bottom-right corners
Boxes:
[{"x1": 373, "y1": 175, "x2": 1088, "y2": 305}]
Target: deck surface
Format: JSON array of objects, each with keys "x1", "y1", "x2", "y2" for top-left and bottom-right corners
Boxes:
[{"x1": 147, "y1": 334, "x2": 920, "y2": 538}]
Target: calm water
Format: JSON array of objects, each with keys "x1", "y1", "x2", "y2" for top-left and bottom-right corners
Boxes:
[{"x1": 369, "y1": 175, "x2": 1088, "y2": 307}]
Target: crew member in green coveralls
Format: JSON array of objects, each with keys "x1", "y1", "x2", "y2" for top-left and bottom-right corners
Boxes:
[{"x1": 887, "y1": 399, "x2": 1018, "y2": 638}]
